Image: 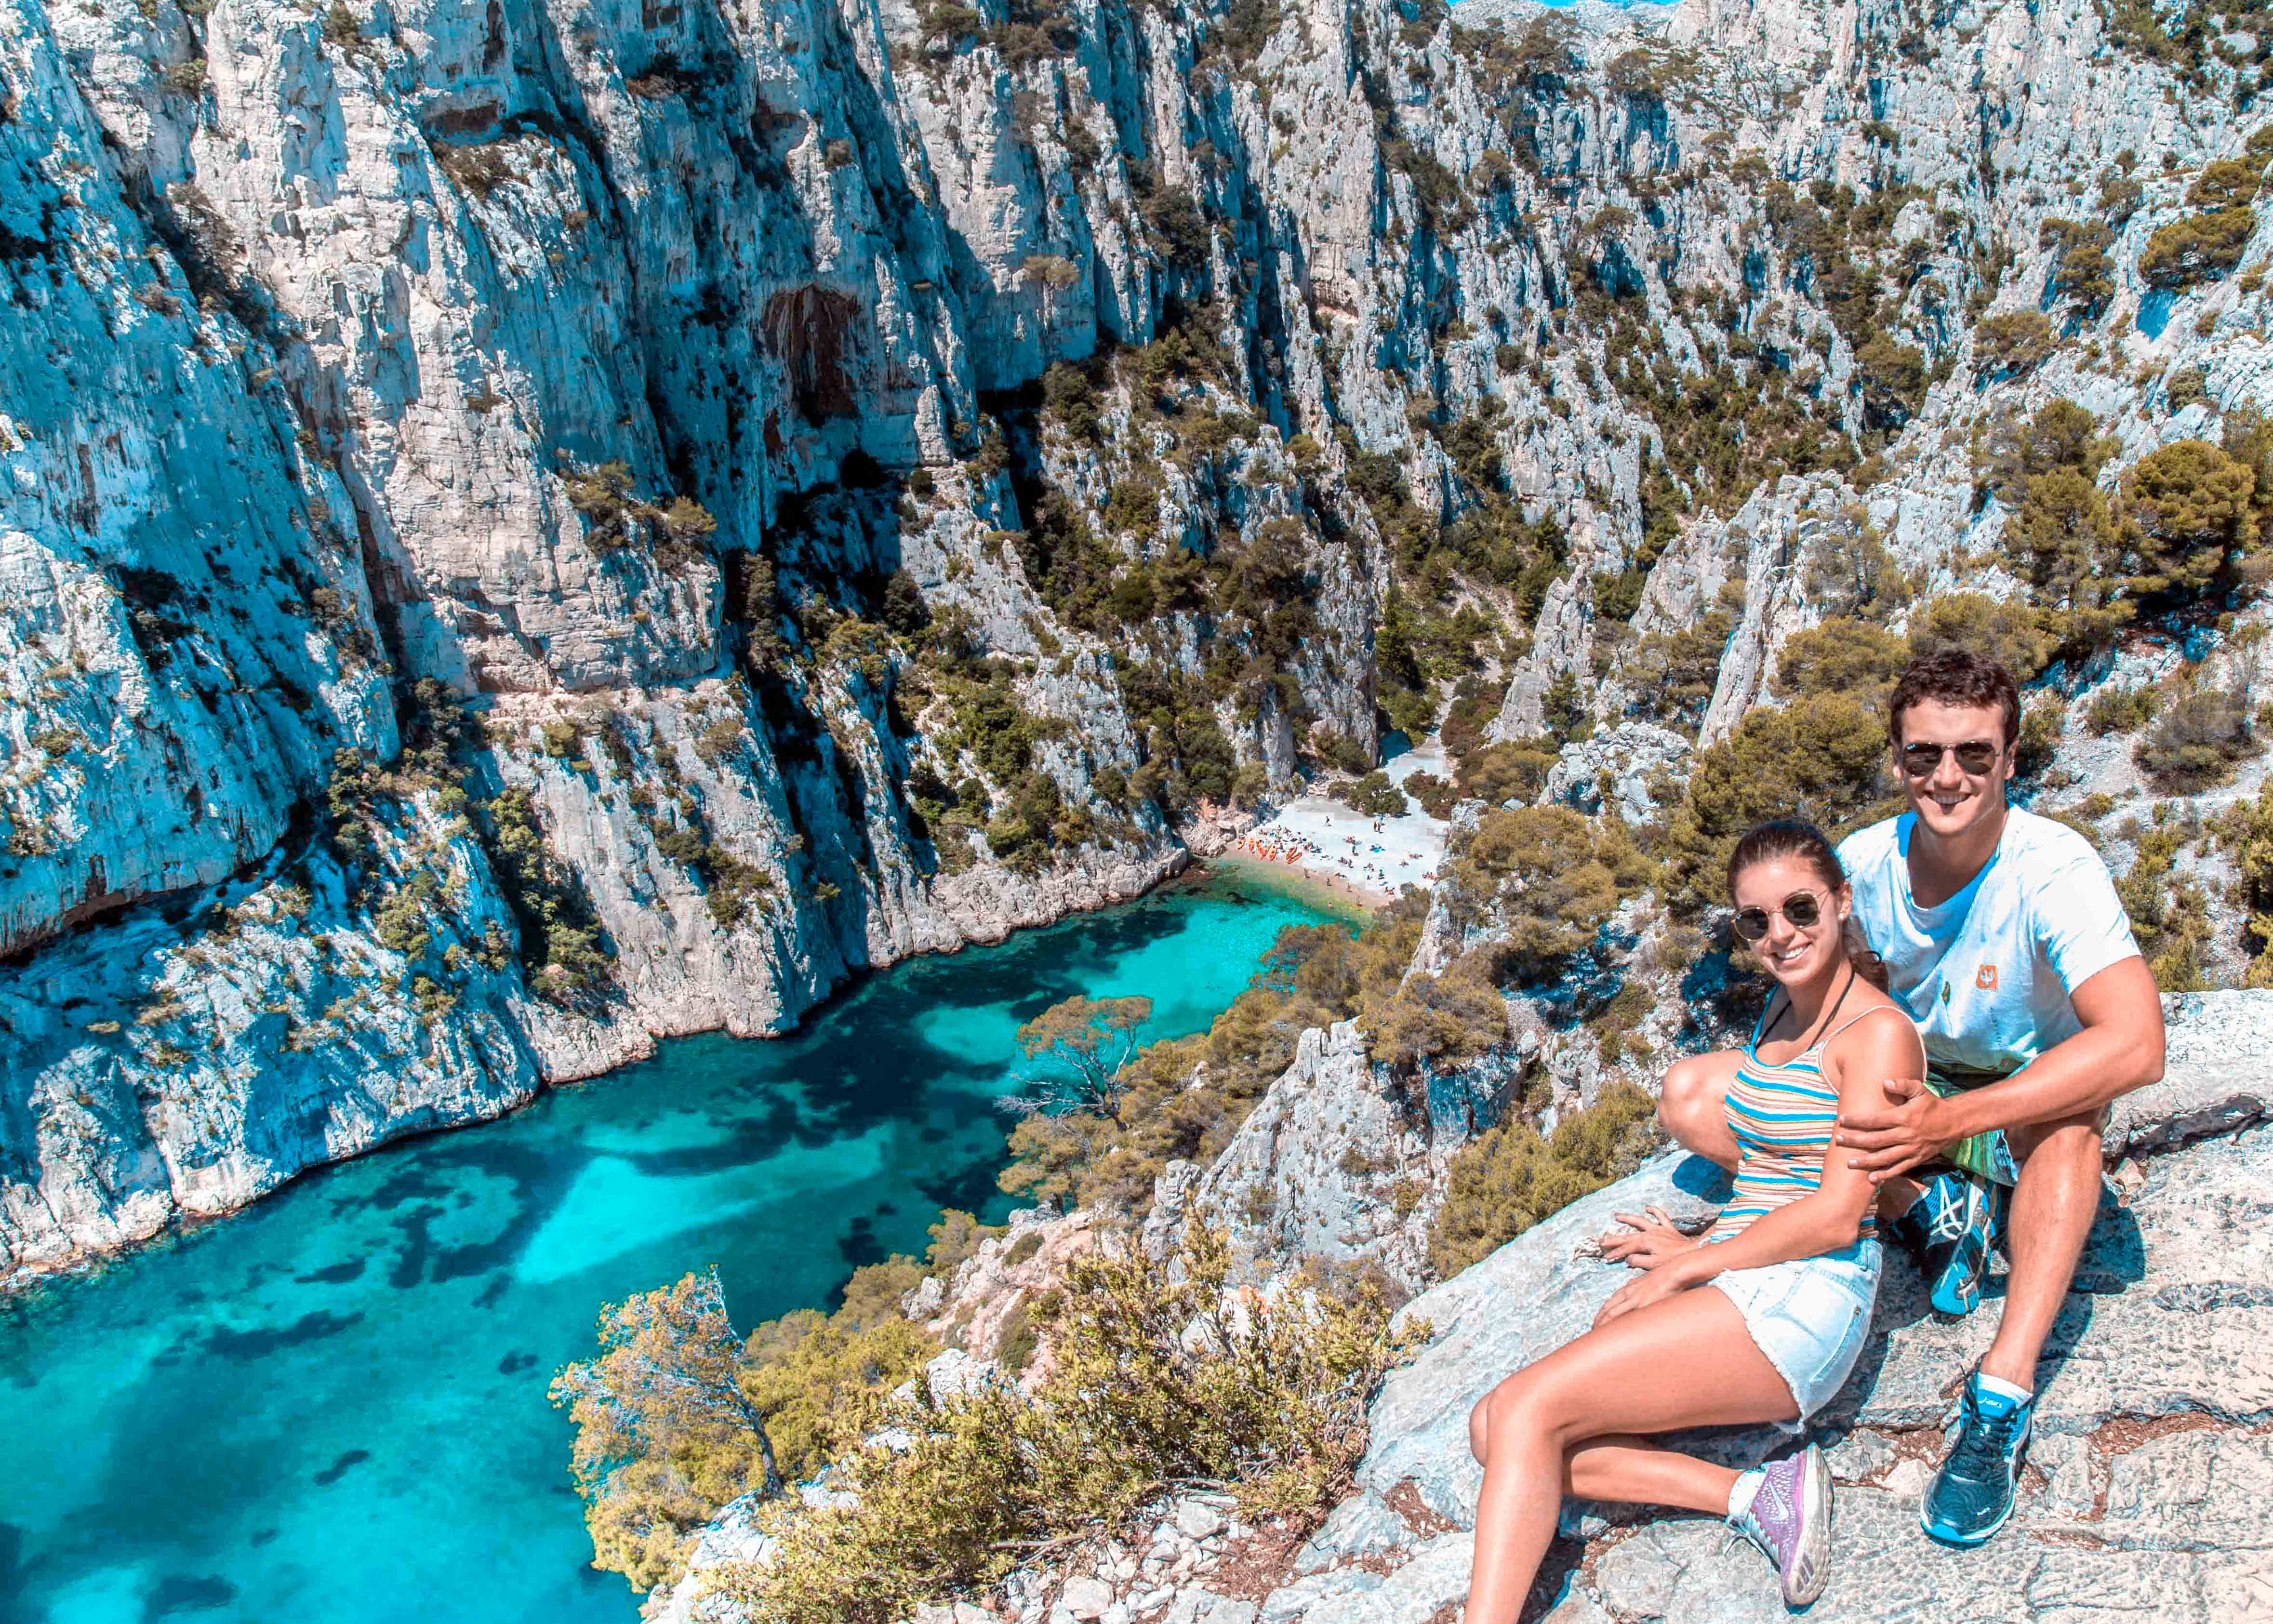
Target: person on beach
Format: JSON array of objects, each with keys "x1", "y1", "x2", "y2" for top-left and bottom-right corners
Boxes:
[
  {"x1": 1656, "y1": 649, "x2": 2165, "y2": 1547},
  {"x1": 1463, "y1": 819, "x2": 1923, "y2": 1617}
]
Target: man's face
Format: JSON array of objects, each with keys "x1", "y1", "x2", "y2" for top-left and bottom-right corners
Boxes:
[{"x1": 1894, "y1": 698, "x2": 2012, "y2": 841}]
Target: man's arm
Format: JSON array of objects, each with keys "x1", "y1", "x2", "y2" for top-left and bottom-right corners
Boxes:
[{"x1": 1837, "y1": 958, "x2": 2165, "y2": 1182}]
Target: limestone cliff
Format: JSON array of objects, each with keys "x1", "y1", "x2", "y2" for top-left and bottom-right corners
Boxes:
[{"x1": 4, "y1": 0, "x2": 2271, "y2": 1306}]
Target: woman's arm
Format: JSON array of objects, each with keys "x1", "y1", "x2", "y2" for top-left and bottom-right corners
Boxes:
[{"x1": 1595, "y1": 1010, "x2": 1919, "y2": 1325}]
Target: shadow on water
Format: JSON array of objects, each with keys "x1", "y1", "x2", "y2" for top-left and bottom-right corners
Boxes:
[{"x1": 141, "y1": 1575, "x2": 237, "y2": 1622}]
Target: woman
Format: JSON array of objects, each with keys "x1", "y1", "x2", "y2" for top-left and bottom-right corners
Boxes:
[{"x1": 1463, "y1": 819, "x2": 1923, "y2": 1616}]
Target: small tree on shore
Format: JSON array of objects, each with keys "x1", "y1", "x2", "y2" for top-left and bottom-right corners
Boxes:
[
  {"x1": 1013, "y1": 994, "x2": 1154, "y2": 1112},
  {"x1": 549, "y1": 1269, "x2": 781, "y2": 1591}
]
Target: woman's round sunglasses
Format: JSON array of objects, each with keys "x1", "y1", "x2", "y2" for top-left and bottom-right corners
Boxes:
[{"x1": 1731, "y1": 890, "x2": 1831, "y2": 942}]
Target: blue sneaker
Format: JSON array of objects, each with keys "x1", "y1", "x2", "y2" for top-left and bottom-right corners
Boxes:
[
  {"x1": 1891, "y1": 1171, "x2": 1995, "y2": 1316},
  {"x1": 1921, "y1": 1372, "x2": 2033, "y2": 1547}
]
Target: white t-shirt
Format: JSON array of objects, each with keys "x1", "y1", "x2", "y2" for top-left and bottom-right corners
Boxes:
[{"x1": 1836, "y1": 808, "x2": 2141, "y2": 1076}]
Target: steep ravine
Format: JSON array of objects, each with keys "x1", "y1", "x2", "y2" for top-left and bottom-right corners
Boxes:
[{"x1": 5, "y1": 0, "x2": 2273, "y2": 1348}]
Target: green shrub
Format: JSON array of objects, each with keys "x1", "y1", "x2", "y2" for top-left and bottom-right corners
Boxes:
[
  {"x1": 2114, "y1": 812, "x2": 2210, "y2": 992},
  {"x1": 1309, "y1": 728, "x2": 1373, "y2": 776},
  {"x1": 2139, "y1": 208, "x2": 2255, "y2": 289},
  {"x1": 1341, "y1": 771, "x2": 1409, "y2": 817},
  {"x1": 1589, "y1": 980, "x2": 1658, "y2": 1066},
  {"x1": 1807, "y1": 523, "x2": 1913, "y2": 622},
  {"x1": 920, "y1": 2, "x2": 981, "y2": 44},
  {"x1": 1984, "y1": 398, "x2": 2114, "y2": 500},
  {"x1": 1973, "y1": 310, "x2": 2057, "y2": 379},
  {"x1": 2228, "y1": 779, "x2": 2273, "y2": 985},
  {"x1": 2134, "y1": 683, "x2": 2260, "y2": 790},
  {"x1": 550, "y1": 1271, "x2": 780, "y2": 1593},
  {"x1": 2097, "y1": 172, "x2": 2142, "y2": 226},
  {"x1": 479, "y1": 787, "x2": 613, "y2": 1003},
  {"x1": 2015, "y1": 695, "x2": 2064, "y2": 783},
  {"x1": 540, "y1": 719, "x2": 583, "y2": 760},
  {"x1": 323, "y1": 0, "x2": 360, "y2": 49},
  {"x1": 1362, "y1": 948, "x2": 1514, "y2": 1071},
  {"x1": 1447, "y1": 806, "x2": 1651, "y2": 977},
  {"x1": 2086, "y1": 683, "x2": 2158, "y2": 736},
  {"x1": 372, "y1": 873, "x2": 439, "y2": 959},
  {"x1": 1593, "y1": 567, "x2": 1646, "y2": 622},
  {"x1": 2221, "y1": 407, "x2": 2273, "y2": 559},
  {"x1": 739, "y1": 1307, "x2": 937, "y2": 1487},
  {"x1": 1661, "y1": 693, "x2": 1891, "y2": 916},
  {"x1": 1769, "y1": 618, "x2": 1909, "y2": 709},
  {"x1": 1855, "y1": 335, "x2": 1926, "y2": 428},
  {"x1": 2187, "y1": 158, "x2": 2261, "y2": 210},
  {"x1": 1404, "y1": 771, "x2": 1456, "y2": 817},
  {"x1": 1628, "y1": 611, "x2": 1733, "y2": 724},
  {"x1": 1455, "y1": 739, "x2": 1558, "y2": 807},
  {"x1": 2007, "y1": 465, "x2": 2115, "y2": 603},
  {"x1": 2038, "y1": 218, "x2": 2116, "y2": 315},
  {"x1": 2119, "y1": 439, "x2": 2256, "y2": 601},
  {"x1": 1907, "y1": 593, "x2": 2061, "y2": 683},
  {"x1": 713, "y1": 1225, "x2": 1423, "y2": 1624},
  {"x1": 563, "y1": 460, "x2": 640, "y2": 544},
  {"x1": 1428, "y1": 1082, "x2": 1661, "y2": 1277}
]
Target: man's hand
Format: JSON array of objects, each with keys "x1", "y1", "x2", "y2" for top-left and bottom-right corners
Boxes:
[
  {"x1": 1836, "y1": 1077, "x2": 1955, "y2": 1184},
  {"x1": 1597, "y1": 1206, "x2": 1699, "y2": 1271}
]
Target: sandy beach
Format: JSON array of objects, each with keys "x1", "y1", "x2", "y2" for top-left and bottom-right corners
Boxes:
[{"x1": 1223, "y1": 738, "x2": 1454, "y2": 906}]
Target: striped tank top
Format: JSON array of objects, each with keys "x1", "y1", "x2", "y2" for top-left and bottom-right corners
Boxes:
[{"x1": 1720, "y1": 999, "x2": 1892, "y2": 1241}]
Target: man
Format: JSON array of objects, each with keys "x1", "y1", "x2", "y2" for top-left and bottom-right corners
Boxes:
[{"x1": 1658, "y1": 647, "x2": 2165, "y2": 1548}]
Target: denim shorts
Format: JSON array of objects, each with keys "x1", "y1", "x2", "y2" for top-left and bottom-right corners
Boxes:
[{"x1": 1704, "y1": 1238, "x2": 1881, "y2": 1429}]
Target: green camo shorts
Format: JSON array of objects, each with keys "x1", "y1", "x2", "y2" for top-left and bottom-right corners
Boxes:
[{"x1": 1925, "y1": 1065, "x2": 2022, "y2": 1188}]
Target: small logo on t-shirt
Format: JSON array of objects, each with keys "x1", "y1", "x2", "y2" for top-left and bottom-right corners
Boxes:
[{"x1": 1976, "y1": 964, "x2": 1999, "y2": 990}]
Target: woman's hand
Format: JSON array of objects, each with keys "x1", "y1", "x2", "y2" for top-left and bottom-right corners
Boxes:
[
  {"x1": 1592, "y1": 1263, "x2": 1692, "y2": 1329},
  {"x1": 1597, "y1": 1207, "x2": 1699, "y2": 1272}
]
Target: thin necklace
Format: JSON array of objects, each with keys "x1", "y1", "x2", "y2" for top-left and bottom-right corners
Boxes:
[{"x1": 1763, "y1": 962, "x2": 1856, "y2": 1053}]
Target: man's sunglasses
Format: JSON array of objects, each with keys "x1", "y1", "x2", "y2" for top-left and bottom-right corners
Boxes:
[
  {"x1": 1900, "y1": 739, "x2": 2001, "y2": 777},
  {"x1": 1731, "y1": 891, "x2": 1829, "y2": 942}
]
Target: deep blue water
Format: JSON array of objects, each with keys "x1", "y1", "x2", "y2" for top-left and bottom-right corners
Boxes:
[{"x1": 0, "y1": 872, "x2": 1345, "y2": 1624}]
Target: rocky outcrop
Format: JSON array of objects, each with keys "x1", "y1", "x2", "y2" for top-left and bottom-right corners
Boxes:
[
  {"x1": 1142, "y1": 1019, "x2": 1520, "y2": 1295},
  {"x1": 988, "y1": 990, "x2": 2273, "y2": 1624},
  {"x1": 914, "y1": 1203, "x2": 1102, "y2": 1375},
  {"x1": 0, "y1": 788, "x2": 565, "y2": 1268}
]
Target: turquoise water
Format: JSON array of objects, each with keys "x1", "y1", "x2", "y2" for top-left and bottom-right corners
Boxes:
[{"x1": 0, "y1": 872, "x2": 1345, "y2": 1624}]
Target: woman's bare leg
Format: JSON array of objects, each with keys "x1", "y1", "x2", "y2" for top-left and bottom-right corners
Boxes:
[
  {"x1": 1463, "y1": 1286, "x2": 1798, "y2": 1624},
  {"x1": 1658, "y1": 1051, "x2": 1744, "y2": 1171},
  {"x1": 1564, "y1": 1434, "x2": 1736, "y2": 1510}
]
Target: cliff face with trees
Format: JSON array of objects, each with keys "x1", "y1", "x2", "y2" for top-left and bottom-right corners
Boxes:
[{"x1": 3, "y1": 0, "x2": 2272, "y2": 1346}]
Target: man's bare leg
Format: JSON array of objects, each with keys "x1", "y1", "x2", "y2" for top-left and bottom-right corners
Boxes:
[{"x1": 1977, "y1": 1109, "x2": 2103, "y2": 1389}]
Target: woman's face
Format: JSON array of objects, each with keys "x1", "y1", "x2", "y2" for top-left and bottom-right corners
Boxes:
[{"x1": 1731, "y1": 854, "x2": 1850, "y2": 990}]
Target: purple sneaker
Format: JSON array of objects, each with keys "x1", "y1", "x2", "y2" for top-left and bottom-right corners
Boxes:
[{"x1": 1727, "y1": 1443, "x2": 1834, "y2": 1606}]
